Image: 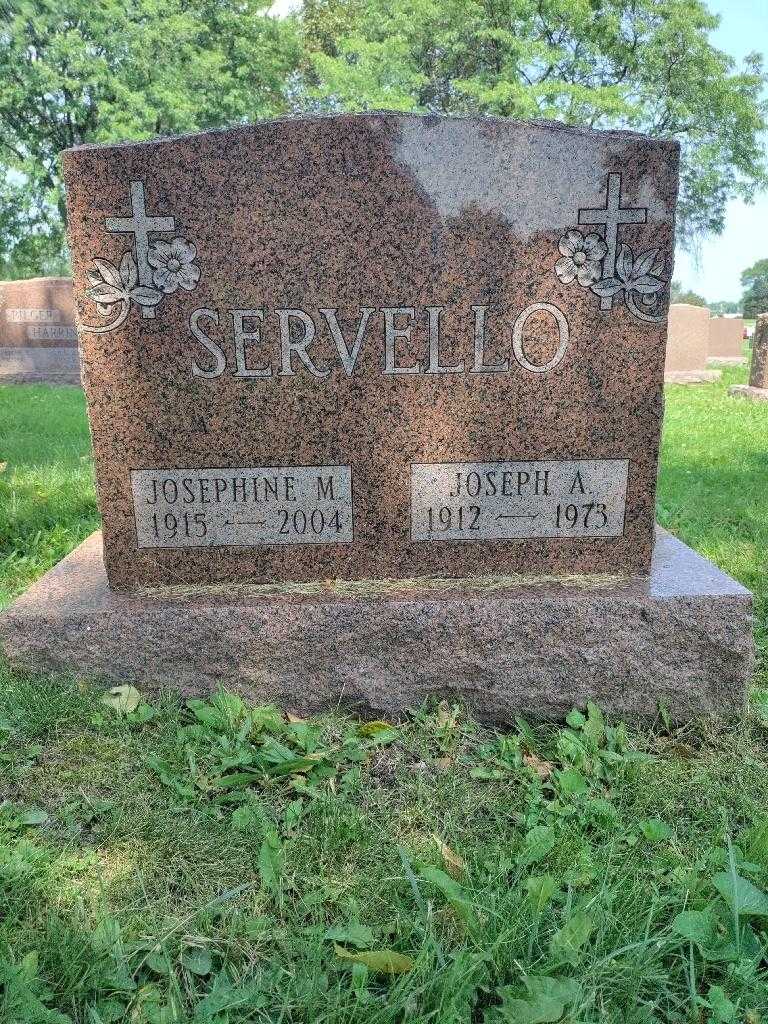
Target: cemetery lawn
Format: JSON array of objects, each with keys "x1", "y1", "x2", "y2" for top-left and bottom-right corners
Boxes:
[{"x1": 0, "y1": 368, "x2": 767, "y2": 1022}]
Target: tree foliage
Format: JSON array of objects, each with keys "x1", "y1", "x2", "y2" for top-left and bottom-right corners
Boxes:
[
  {"x1": 0, "y1": 0, "x2": 766, "y2": 275},
  {"x1": 741, "y1": 258, "x2": 768, "y2": 319},
  {"x1": 296, "y1": 0, "x2": 767, "y2": 247},
  {"x1": 670, "y1": 281, "x2": 707, "y2": 307},
  {"x1": 709, "y1": 299, "x2": 741, "y2": 315},
  {"x1": 0, "y1": 0, "x2": 300, "y2": 276}
]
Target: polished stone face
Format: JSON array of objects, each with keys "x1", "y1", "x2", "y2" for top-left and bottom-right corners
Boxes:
[
  {"x1": 0, "y1": 277, "x2": 80, "y2": 383},
  {"x1": 665, "y1": 303, "x2": 710, "y2": 373},
  {"x1": 62, "y1": 114, "x2": 679, "y2": 589},
  {"x1": 709, "y1": 316, "x2": 745, "y2": 360},
  {"x1": 0, "y1": 277, "x2": 76, "y2": 347}
]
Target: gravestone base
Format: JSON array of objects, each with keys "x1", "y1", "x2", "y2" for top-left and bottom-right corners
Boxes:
[
  {"x1": 729, "y1": 384, "x2": 768, "y2": 403},
  {"x1": 664, "y1": 369, "x2": 721, "y2": 384},
  {"x1": 0, "y1": 528, "x2": 752, "y2": 723},
  {"x1": 0, "y1": 347, "x2": 81, "y2": 386},
  {"x1": 0, "y1": 373, "x2": 81, "y2": 386}
]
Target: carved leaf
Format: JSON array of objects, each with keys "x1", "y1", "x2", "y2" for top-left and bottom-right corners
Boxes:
[
  {"x1": 633, "y1": 248, "x2": 660, "y2": 278},
  {"x1": 93, "y1": 258, "x2": 122, "y2": 287},
  {"x1": 130, "y1": 285, "x2": 163, "y2": 307},
  {"x1": 591, "y1": 277, "x2": 625, "y2": 297},
  {"x1": 87, "y1": 270, "x2": 102, "y2": 286},
  {"x1": 97, "y1": 302, "x2": 113, "y2": 316},
  {"x1": 86, "y1": 282, "x2": 126, "y2": 305},
  {"x1": 616, "y1": 245, "x2": 634, "y2": 283},
  {"x1": 630, "y1": 274, "x2": 665, "y2": 295},
  {"x1": 120, "y1": 252, "x2": 138, "y2": 290}
]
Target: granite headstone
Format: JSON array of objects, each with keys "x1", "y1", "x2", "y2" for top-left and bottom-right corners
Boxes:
[
  {"x1": 708, "y1": 316, "x2": 745, "y2": 365},
  {"x1": 0, "y1": 115, "x2": 753, "y2": 722},
  {"x1": 61, "y1": 114, "x2": 679, "y2": 590},
  {"x1": 664, "y1": 303, "x2": 719, "y2": 383},
  {"x1": 0, "y1": 277, "x2": 80, "y2": 384},
  {"x1": 730, "y1": 313, "x2": 768, "y2": 402}
]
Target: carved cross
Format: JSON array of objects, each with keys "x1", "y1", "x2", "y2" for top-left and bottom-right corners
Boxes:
[
  {"x1": 578, "y1": 173, "x2": 647, "y2": 311},
  {"x1": 106, "y1": 181, "x2": 174, "y2": 318}
]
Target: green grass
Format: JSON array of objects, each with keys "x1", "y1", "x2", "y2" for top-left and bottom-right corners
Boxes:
[
  {"x1": 0, "y1": 370, "x2": 767, "y2": 1023},
  {"x1": 0, "y1": 385, "x2": 98, "y2": 608},
  {"x1": 658, "y1": 365, "x2": 768, "y2": 688}
]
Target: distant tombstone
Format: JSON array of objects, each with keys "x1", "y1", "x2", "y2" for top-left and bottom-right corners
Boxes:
[
  {"x1": 0, "y1": 114, "x2": 753, "y2": 722},
  {"x1": 0, "y1": 277, "x2": 80, "y2": 384},
  {"x1": 664, "y1": 303, "x2": 719, "y2": 383},
  {"x1": 708, "y1": 316, "x2": 746, "y2": 365},
  {"x1": 730, "y1": 313, "x2": 768, "y2": 403}
]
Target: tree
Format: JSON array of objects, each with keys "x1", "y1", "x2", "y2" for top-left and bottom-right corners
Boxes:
[
  {"x1": 709, "y1": 299, "x2": 740, "y2": 315},
  {"x1": 295, "y1": 0, "x2": 767, "y2": 248},
  {"x1": 0, "y1": 0, "x2": 301, "y2": 275},
  {"x1": 0, "y1": 173, "x2": 68, "y2": 279},
  {"x1": 741, "y1": 259, "x2": 768, "y2": 319},
  {"x1": 2, "y1": 0, "x2": 766, "y2": 277},
  {"x1": 670, "y1": 281, "x2": 707, "y2": 306}
]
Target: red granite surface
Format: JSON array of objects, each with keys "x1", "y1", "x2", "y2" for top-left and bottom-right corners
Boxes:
[
  {"x1": 0, "y1": 277, "x2": 76, "y2": 347},
  {"x1": 62, "y1": 114, "x2": 679, "y2": 589},
  {"x1": 665, "y1": 303, "x2": 710, "y2": 372}
]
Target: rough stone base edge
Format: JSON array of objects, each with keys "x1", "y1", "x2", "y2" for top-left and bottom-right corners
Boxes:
[
  {"x1": 0, "y1": 373, "x2": 81, "y2": 386},
  {"x1": 729, "y1": 385, "x2": 768, "y2": 403},
  {"x1": 0, "y1": 530, "x2": 753, "y2": 725},
  {"x1": 708, "y1": 356, "x2": 747, "y2": 366},
  {"x1": 664, "y1": 370, "x2": 722, "y2": 384}
]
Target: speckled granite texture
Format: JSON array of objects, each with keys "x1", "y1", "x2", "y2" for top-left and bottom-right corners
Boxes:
[
  {"x1": 664, "y1": 303, "x2": 718, "y2": 383},
  {"x1": 0, "y1": 528, "x2": 752, "y2": 722},
  {"x1": 0, "y1": 277, "x2": 80, "y2": 384},
  {"x1": 730, "y1": 314, "x2": 768, "y2": 402},
  {"x1": 749, "y1": 314, "x2": 768, "y2": 389},
  {"x1": 0, "y1": 277, "x2": 76, "y2": 347},
  {"x1": 62, "y1": 114, "x2": 679, "y2": 588}
]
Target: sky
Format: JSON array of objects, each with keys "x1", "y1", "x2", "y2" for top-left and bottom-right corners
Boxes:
[
  {"x1": 269, "y1": 0, "x2": 767, "y2": 303},
  {"x1": 673, "y1": 0, "x2": 768, "y2": 302}
]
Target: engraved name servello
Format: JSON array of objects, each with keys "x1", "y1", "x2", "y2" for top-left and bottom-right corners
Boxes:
[
  {"x1": 79, "y1": 174, "x2": 670, "y2": 381},
  {"x1": 188, "y1": 302, "x2": 570, "y2": 379},
  {"x1": 77, "y1": 174, "x2": 662, "y2": 551}
]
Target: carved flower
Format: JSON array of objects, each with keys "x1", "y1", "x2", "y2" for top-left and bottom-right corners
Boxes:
[
  {"x1": 555, "y1": 230, "x2": 608, "y2": 287},
  {"x1": 147, "y1": 238, "x2": 200, "y2": 294}
]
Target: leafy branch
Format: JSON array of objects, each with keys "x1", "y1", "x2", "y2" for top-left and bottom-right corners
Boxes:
[
  {"x1": 590, "y1": 244, "x2": 666, "y2": 303},
  {"x1": 81, "y1": 253, "x2": 162, "y2": 333}
]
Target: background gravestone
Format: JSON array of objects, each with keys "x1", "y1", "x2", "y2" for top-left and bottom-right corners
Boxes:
[
  {"x1": 0, "y1": 277, "x2": 81, "y2": 385},
  {"x1": 0, "y1": 114, "x2": 753, "y2": 722},
  {"x1": 730, "y1": 313, "x2": 768, "y2": 403},
  {"x1": 708, "y1": 316, "x2": 746, "y2": 364},
  {"x1": 664, "y1": 303, "x2": 719, "y2": 383}
]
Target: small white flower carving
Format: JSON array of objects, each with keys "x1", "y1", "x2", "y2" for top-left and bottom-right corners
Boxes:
[
  {"x1": 80, "y1": 181, "x2": 202, "y2": 334},
  {"x1": 556, "y1": 174, "x2": 669, "y2": 323},
  {"x1": 555, "y1": 230, "x2": 608, "y2": 287},
  {"x1": 147, "y1": 238, "x2": 200, "y2": 294}
]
